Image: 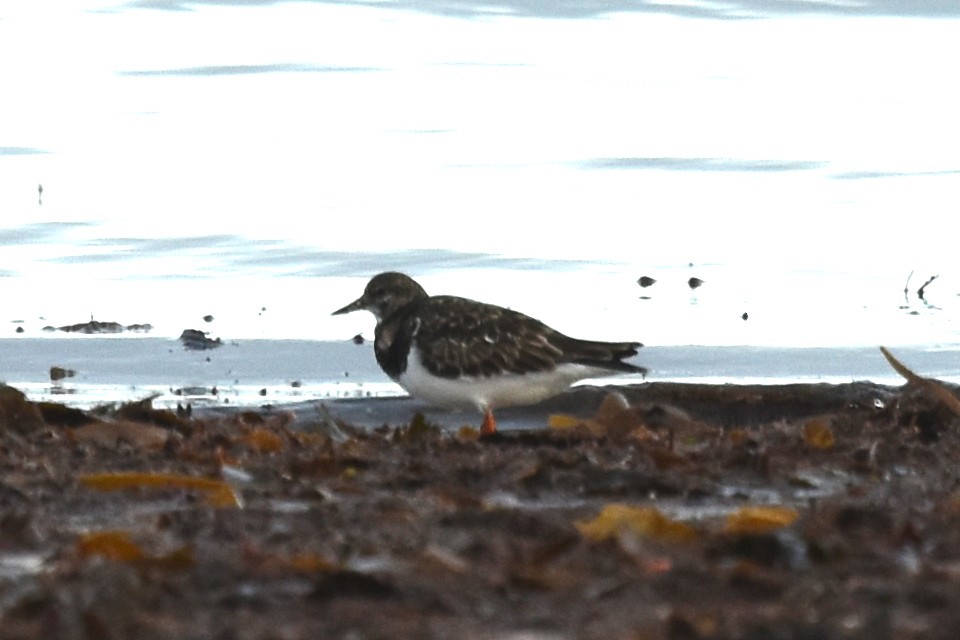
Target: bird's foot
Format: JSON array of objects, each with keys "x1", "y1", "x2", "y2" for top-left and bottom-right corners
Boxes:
[{"x1": 480, "y1": 409, "x2": 497, "y2": 435}]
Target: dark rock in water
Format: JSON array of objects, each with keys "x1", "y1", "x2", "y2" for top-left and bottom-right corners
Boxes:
[
  {"x1": 352, "y1": 334, "x2": 365, "y2": 345},
  {"x1": 203, "y1": 315, "x2": 214, "y2": 323},
  {"x1": 742, "y1": 312, "x2": 749, "y2": 321},
  {"x1": 125, "y1": 323, "x2": 153, "y2": 333},
  {"x1": 49, "y1": 366, "x2": 77, "y2": 382},
  {"x1": 179, "y1": 329, "x2": 222, "y2": 350},
  {"x1": 291, "y1": 380, "x2": 302, "y2": 388},
  {"x1": 15, "y1": 326, "x2": 24, "y2": 334},
  {"x1": 637, "y1": 276, "x2": 657, "y2": 288},
  {"x1": 59, "y1": 320, "x2": 125, "y2": 334},
  {"x1": 42, "y1": 325, "x2": 57, "y2": 332},
  {"x1": 688, "y1": 277, "x2": 704, "y2": 290},
  {"x1": 173, "y1": 386, "x2": 215, "y2": 397}
]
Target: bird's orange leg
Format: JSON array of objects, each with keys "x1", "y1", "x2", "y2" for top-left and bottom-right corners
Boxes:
[{"x1": 480, "y1": 408, "x2": 497, "y2": 435}]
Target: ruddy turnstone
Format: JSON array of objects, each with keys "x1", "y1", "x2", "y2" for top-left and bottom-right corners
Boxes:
[{"x1": 332, "y1": 272, "x2": 647, "y2": 434}]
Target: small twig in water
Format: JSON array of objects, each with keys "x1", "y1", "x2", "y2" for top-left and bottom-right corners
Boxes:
[
  {"x1": 903, "y1": 271, "x2": 913, "y2": 304},
  {"x1": 917, "y1": 274, "x2": 939, "y2": 301}
]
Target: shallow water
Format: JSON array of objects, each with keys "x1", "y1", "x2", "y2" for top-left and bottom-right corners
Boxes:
[
  {"x1": 1, "y1": 336, "x2": 956, "y2": 409},
  {"x1": 1, "y1": 1, "x2": 958, "y2": 402}
]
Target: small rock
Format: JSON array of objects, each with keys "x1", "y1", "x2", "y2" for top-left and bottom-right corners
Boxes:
[
  {"x1": 179, "y1": 329, "x2": 222, "y2": 350},
  {"x1": 637, "y1": 276, "x2": 657, "y2": 288},
  {"x1": 352, "y1": 334, "x2": 365, "y2": 345},
  {"x1": 49, "y1": 366, "x2": 77, "y2": 382},
  {"x1": 688, "y1": 277, "x2": 704, "y2": 290}
]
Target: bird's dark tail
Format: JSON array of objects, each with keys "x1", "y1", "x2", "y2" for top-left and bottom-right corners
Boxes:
[{"x1": 561, "y1": 339, "x2": 647, "y2": 377}]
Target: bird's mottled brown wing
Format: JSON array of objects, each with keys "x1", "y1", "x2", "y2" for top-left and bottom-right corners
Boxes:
[{"x1": 413, "y1": 296, "x2": 566, "y2": 379}]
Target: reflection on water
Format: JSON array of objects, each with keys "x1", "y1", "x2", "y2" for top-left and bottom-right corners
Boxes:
[{"x1": 1, "y1": 1, "x2": 957, "y2": 386}]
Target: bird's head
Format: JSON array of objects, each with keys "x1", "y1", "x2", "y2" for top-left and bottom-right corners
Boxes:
[{"x1": 332, "y1": 271, "x2": 428, "y2": 321}]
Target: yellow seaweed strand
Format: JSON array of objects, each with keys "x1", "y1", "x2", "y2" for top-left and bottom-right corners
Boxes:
[{"x1": 78, "y1": 471, "x2": 242, "y2": 508}]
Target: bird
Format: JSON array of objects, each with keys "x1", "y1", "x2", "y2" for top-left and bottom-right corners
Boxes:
[{"x1": 332, "y1": 272, "x2": 647, "y2": 434}]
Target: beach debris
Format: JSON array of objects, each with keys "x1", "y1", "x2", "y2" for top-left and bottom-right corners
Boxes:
[
  {"x1": 312, "y1": 403, "x2": 352, "y2": 443},
  {"x1": 35, "y1": 400, "x2": 91, "y2": 427},
  {"x1": 688, "y1": 277, "x2": 704, "y2": 290},
  {"x1": 69, "y1": 420, "x2": 172, "y2": 450},
  {"x1": 241, "y1": 426, "x2": 285, "y2": 453},
  {"x1": 637, "y1": 276, "x2": 657, "y2": 288},
  {"x1": 903, "y1": 271, "x2": 941, "y2": 306},
  {"x1": 8, "y1": 375, "x2": 960, "y2": 635},
  {"x1": 0, "y1": 384, "x2": 45, "y2": 433},
  {"x1": 101, "y1": 394, "x2": 191, "y2": 431},
  {"x1": 179, "y1": 328, "x2": 222, "y2": 350},
  {"x1": 173, "y1": 386, "x2": 215, "y2": 398},
  {"x1": 723, "y1": 506, "x2": 799, "y2": 534},
  {"x1": 803, "y1": 418, "x2": 836, "y2": 450},
  {"x1": 76, "y1": 530, "x2": 195, "y2": 569},
  {"x1": 77, "y1": 530, "x2": 150, "y2": 562},
  {"x1": 880, "y1": 346, "x2": 960, "y2": 418},
  {"x1": 49, "y1": 366, "x2": 76, "y2": 382},
  {"x1": 395, "y1": 412, "x2": 443, "y2": 442},
  {"x1": 903, "y1": 270, "x2": 913, "y2": 302},
  {"x1": 85, "y1": 395, "x2": 165, "y2": 422},
  {"x1": 549, "y1": 391, "x2": 714, "y2": 445},
  {"x1": 917, "y1": 274, "x2": 939, "y2": 301},
  {"x1": 576, "y1": 504, "x2": 698, "y2": 545},
  {"x1": 79, "y1": 471, "x2": 242, "y2": 508}
]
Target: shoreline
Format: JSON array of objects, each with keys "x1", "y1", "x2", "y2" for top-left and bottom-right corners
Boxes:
[
  {"x1": 3, "y1": 374, "x2": 960, "y2": 638},
  {"x1": 2, "y1": 337, "x2": 958, "y2": 411}
]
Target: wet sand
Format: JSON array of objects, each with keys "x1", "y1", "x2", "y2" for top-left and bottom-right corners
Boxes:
[{"x1": 3, "y1": 373, "x2": 960, "y2": 639}]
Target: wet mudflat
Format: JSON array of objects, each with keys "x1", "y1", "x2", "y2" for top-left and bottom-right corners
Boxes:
[{"x1": 3, "y1": 370, "x2": 960, "y2": 639}]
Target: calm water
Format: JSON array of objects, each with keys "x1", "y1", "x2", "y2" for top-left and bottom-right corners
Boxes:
[
  {"x1": 1, "y1": 1, "x2": 958, "y2": 405},
  {"x1": 3, "y1": 337, "x2": 959, "y2": 411}
]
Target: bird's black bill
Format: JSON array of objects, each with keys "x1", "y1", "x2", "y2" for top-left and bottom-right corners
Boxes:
[{"x1": 332, "y1": 297, "x2": 365, "y2": 316}]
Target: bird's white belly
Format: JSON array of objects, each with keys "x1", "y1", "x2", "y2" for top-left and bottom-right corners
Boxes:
[{"x1": 397, "y1": 347, "x2": 601, "y2": 412}]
